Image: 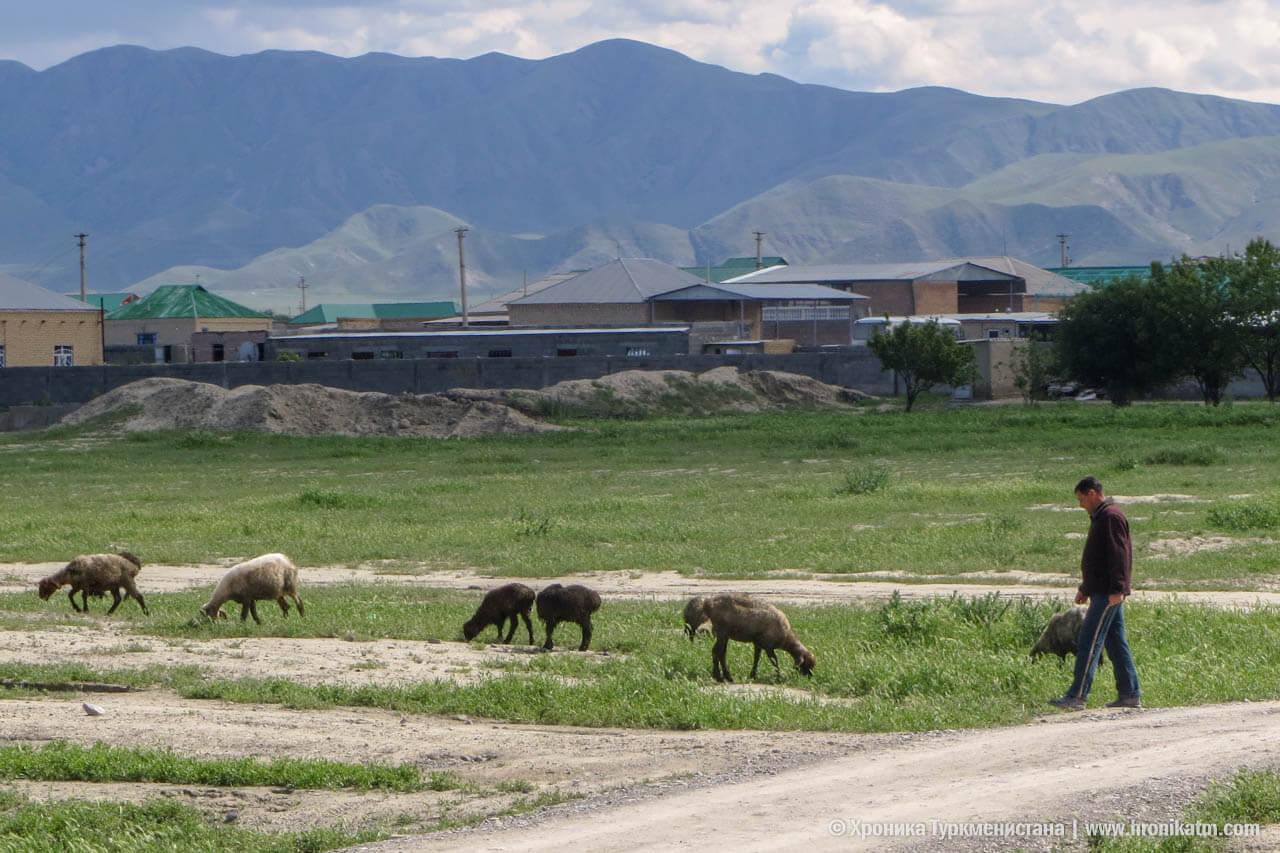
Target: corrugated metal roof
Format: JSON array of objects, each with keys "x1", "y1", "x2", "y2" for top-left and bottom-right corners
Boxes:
[
  {"x1": 106, "y1": 285, "x2": 269, "y2": 320},
  {"x1": 0, "y1": 273, "x2": 100, "y2": 311},
  {"x1": 1048, "y1": 266, "x2": 1150, "y2": 285},
  {"x1": 76, "y1": 292, "x2": 140, "y2": 312},
  {"x1": 653, "y1": 282, "x2": 868, "y2": 302},
  {"x1": 289, "y1": 301, "x2": 456, "y2": 324},
  {"x1": 726, "y1": 257, "x2": 1088, "y2": 297},
  {"x1": 468, "y1": 273, "x2": 582, "y2": 314},
  {"x1": 680, "y1": 256, "x2": 789, "y2": 283},
  {"x1": 509, "y1": 258, "x2": 705, "y2": 305}
]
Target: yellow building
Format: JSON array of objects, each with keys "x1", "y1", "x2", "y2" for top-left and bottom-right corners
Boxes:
[{"x1": 0, "y1": 272, "x2": 104, "y2": 367}]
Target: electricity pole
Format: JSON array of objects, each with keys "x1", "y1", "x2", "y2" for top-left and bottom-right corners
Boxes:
[
  {"x1": 455, "y1": 227, "x2": 469, "y2": 328},
  {"x1": 753, "y1": 231, "x2": 765, "y2": 269},
  {"x1": 1057, "y1": 233, "x2": 1070, "y2": 268},
  {"x1": 297, "y1": 276, "x2": 308, "y2": 314},
  {"x1": 75, "y1": 233, "x2": 88, "y2": 302}
]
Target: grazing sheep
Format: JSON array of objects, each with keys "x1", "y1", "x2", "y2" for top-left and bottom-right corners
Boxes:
[
  {"x1": 463, "y1": 583, "x2": 536, "y2": 644},
  {"x1": 682, "y1": 595, "x2": 712, "y2": 641},
  {"x1": 1029, "y1": 607, "x2": 1087, "y2": 659},
  {"x1": 703, "y1": 592, "x2": 815, "y2": 682},
  {"x1": 37, "y1": 552, "x2": 149, "y2": 615},
  {"x1": 201, "y1": 553, "x2": 304, "y2": 624},
  {"x1": 535, "y1": 583, "x2": 601, "y2": 651}
]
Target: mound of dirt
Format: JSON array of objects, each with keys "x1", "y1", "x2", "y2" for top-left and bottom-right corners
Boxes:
[
  {"x1": 454, "y1": 367, "x2": 869, "y2": 416},
  {"x1": 60, "y1": 378, "x2": 564, "y2": 438}
]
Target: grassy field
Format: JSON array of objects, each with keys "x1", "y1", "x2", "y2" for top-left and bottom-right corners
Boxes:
[
  {"x1": 3, "y1": 401, "x2": 1280, "y2": 849},
  {"x1": 2, "y1": 402, "x2": 1279, "y2": 584}
]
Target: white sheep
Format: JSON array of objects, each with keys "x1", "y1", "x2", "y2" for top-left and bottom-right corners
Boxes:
[
  {"x1": 201, "y1": 553, "x2": 304, "y2": 624},
  {"x1": 37, "y1": 552, "x2": 149, "y2": 615},
  {"x1": 1029, "y1": 606, "x2": 1087, "y2": 659},
  {"x1": 703, "y1": 592, "x2": 815, "y2": 682}
]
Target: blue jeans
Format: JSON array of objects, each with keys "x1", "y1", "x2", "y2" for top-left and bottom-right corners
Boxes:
[{"x1": 1065, "y1": 594, "x2": 1140, "y2": 701}]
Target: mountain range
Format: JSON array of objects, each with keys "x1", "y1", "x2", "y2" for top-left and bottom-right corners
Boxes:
[{"x1": 2, "y1": 39, "x2": 1279, "y2": 312}]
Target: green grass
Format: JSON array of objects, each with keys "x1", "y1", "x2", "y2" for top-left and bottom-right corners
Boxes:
[
  {"x1": 2, "y1": 403, "x2": 1280, "y2": 584},
  {"x1": 0, "y1": 742, "x2": 423, "y2": 791},
  {"x1": 6, "y1": 589, "x2": 1280, "y2": 733}
]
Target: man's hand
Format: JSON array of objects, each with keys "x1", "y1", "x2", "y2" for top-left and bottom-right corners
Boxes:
[
  {"x1": 1075, "y1": 591, "x2": 1088, "y2": 605},
  {"x1": 1109, "y1": 592, "x2": 1126, "y2": 606}
]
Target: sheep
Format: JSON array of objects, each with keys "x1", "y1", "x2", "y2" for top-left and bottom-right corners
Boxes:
[
  {"x1": 37, "y1": 552, "x2": 149, "y2": 615},
  {"x1": 535, "y1": 583, "x2": 601, "y2": 651},
  {"x1": 703, "y1": 592, "x2": 815, "y2": 682},
  {"x1": 463, "y1": 583, "x2": 536, "y2": 644},
  {"x1": 1029, "y1": 606, "x2": 1087, "y2": 660},
  {"x1": 201, "y1": 553, "x2": 304, "y2": 624},
  {"x1": 682, "y1": 595, "x2": 712, "y2": 641}
]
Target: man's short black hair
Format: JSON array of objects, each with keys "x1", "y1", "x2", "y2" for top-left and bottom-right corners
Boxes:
[{"x1": 1075, "y1": 476, "x2": 1104, "y2": 495}]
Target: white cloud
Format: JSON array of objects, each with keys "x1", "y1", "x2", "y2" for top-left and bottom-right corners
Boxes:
[{"x1": 1, "y1": 0, "x2": 1278, "y2": 105}]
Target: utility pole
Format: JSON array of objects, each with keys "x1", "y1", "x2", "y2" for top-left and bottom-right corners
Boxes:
[
  {"x1": 455, "y1": 227, "x2": 469, "y2": 328},
  {"x1": 753, "y1": 231, "x2": 765, "y2": 269},
  {"x1": 75, "y1": 233, "x2": 88, "y2": 302},
  {"x1": 1057, "y1": 233, "x2": 1070, "y2": 268},
  {"x1": 297, "y1": 276, "x2": 308, "y2": 314}
]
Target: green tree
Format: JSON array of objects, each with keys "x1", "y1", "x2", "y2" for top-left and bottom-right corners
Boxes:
[
  {"x1": 1055, "y1": 273, "x2": 1177, "y2": 406},
  {"x1": 1224, "y1": 238, "x2": 1280, "y2": 402},
  {"x1": 868, "y1": 319, "x2": 977, "y2": 412},
  {"x1": 1149, "y1": 256, "x2": 1246, "y2": 406}
]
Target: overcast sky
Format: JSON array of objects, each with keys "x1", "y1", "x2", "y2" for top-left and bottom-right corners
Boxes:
[{"x1": 5, "y1": 1, "x2": 1280, "y2": 105}]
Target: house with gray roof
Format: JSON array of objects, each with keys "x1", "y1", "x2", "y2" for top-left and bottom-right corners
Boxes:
[
  {"x1": 508, "y1": 258, "x2": 869, "y2": 348},
  {"x1": 726, "y1": 256, "x2": 1086, "y2": 316},
  {"x1": 0, "y1": 272, "x2": 104, "y2": 367}
]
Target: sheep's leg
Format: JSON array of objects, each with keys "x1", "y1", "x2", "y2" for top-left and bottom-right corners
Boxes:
[
  {"x1": 765, "y1": 648, "x2": 781, "y2": 675},
  {"x1": 106, "y1": 589, "x2": 123, "y2": 615},
  {"x1": 520, "y1": 610, "x2": 534, "y2": 645},
  {"x1": 578, "y1": 616, "x2": 592, "y2": 652},
  {"x1": 127, "y1": 584, "x2": 149, "y2": 615},
  {"x1": 750, "y1": 646, "x2": 763, "y2": 679},
  {"x1": 501, "y1": 615, "x2": 517, "y2": 644},
  {"x1": 293, "y1": 595, "x2": 304, "y2": 617},
  {"x1": 68, "y1": 590, "x2": 85, "y2": 612},
  {"x1": 277, "y1": 596, "x2": 290, "y2": 617},
  {"x1": 542, "y1": 619, "x2": 557, "y2": 650},
  {"x1": 712, "y1": 635, "x2": 732, "y2": 682}
]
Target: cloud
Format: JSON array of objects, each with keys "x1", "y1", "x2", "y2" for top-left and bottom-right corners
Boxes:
[{"x1": 0, "y1": 0, "x2": 1278, "y2": 105}]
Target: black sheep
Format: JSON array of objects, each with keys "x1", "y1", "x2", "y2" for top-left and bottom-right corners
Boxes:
[
  {"x1": 462, "y1": 583, "x2": 536, "y2": 644},
  {"x1": 535, "y1": 583, "x2": 601, "y2": 651}
]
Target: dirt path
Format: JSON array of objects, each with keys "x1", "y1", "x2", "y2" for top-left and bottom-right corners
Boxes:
[{"x1": 345, "y1": 701, "x2": 1280, "y2": 853}]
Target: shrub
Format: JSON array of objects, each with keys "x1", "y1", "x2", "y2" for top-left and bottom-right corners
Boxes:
[{"x1": 836, "y1": 464, "x2": 890, "y2": 495}]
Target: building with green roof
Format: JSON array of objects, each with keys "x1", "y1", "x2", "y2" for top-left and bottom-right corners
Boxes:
[
  {"x1": 681, "y1": 256, "x2": 789, "y2": 284},
  {"x1": 1047, "y1": 266, "x2": 1152, "y2": 286},
  {"x1": 288, "y1": 301, "x2": 456, "y2": 328},
  {"x1": 104, "y1": 284, "x2": 272, "y2": 362}
]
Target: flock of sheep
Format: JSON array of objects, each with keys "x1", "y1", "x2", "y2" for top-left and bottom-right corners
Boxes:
[{"x1": 35, "y1": 552, "x2": 1083, "y2": 681}]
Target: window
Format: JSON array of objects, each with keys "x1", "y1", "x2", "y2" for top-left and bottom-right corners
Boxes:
[
  {"x1": 211, "y1": 343, "x2": 225, "y2": 362},
  {"x1": 378, "y1": 350, "x2": 404, "y2": 360},
  {"x1": 988, "y1": 330, "x2": 1001, "y2": 339},
  {"x1": 54, "y1": 345, "x2": 74, "y2": 367},
  {"x1": 626, "y1": 347, "x2": 650, "y2": 357},
  {"x1": 0, "y1": 345, "x2": 5, "y2": 368},
  {"x1": 351, "y1": 350, "x2": 375, "y2": 360},
  {"x1": 487, "y1": 349, "x2": 513, "y2": 358},
  {"x1": 556, "y1": 348, "x2": 578, "y2": 357},
  {"x1": 306, "y1": 351, "x2": 328, "y2": 359},
  {"x1": 426, "y1": 350, "x2": 459, "y2": 359},
  {"x1": 137, "y1": 333, "x2": 157, "y2": 346}
]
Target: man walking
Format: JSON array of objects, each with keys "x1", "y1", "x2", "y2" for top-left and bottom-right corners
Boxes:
[{"x1": 1050, "y1": 476, "x2": 1141, "y2": 710}]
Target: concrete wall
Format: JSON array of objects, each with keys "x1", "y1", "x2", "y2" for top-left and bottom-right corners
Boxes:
[
  {"x1": 0, "y1": 310, "x2": 104, "y2": 366},
  {"x1": 0, "y1": 349, "x2": 897, "y2": 410}
]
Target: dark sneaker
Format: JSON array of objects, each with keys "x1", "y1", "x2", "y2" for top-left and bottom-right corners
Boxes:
[
  {"x1": 1106, "y1": 696, "x2": 1142, "y2": 708},
  {"x1": 1049, "y1": 696, "x2": 1086, "y2": 710}
]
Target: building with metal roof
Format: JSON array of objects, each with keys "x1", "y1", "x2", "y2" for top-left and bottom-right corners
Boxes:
[
  {"x1": 0, "y1": 272, "x2": 104, "y2": 366},
  {"x1": 288, "y1": 301, "x2": 456, "y2": 328},
  {"x1": 73, "y1": 292, "x2": 141, "y2": 313},
  {"x1": 104, "y1": 284, "x2": 271, "y2": 363},
  {"x1": 507, "y1": 258, "x2": 871, "y2": 348},
  {"x1": 1047, "y1": 266, "x2": 1151, "y2": 286},
  {"x1": 680, "y1": 256, "x2": 789, "y2": 284},
  {"x1": 726, "y1": 256, "x2": 1087, "y2": 316}
]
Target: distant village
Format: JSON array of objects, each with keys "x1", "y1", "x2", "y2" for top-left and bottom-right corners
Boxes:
[{"x1": 0, "y1": 251, "x2": 1140, "y2": 405}]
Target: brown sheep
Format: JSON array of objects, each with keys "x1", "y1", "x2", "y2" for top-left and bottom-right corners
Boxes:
[
  {"x1": 682, "y1": 595, "x2": 711, "y2": 641},
  {"x1": 535, "y1": 583, "x2": 601, "y2": 651},
  {"x1": 37, "y1": 552, "x2": 149, "y2": 615},
  {"x1": 201, "y1": 553, "x2": 304, "y2": 624},
  {"x1": 463, "y1": 583, "x2": 536, "y2": 644},
  {"x1": 703, "y1": 592, "x2": 815, "y2": 682}
]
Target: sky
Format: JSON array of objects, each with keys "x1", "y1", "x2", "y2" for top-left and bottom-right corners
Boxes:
[{"x1": 4, "y1": 1, "x2": 1280, "y2": 106}]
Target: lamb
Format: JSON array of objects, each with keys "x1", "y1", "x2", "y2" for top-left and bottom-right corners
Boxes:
[
  {"x1": 682, "y1": 595, "x2": 712, "y2": 641},
  {"x1": 201, "y1": 553, "x2": 304, "y2": 624},
  {"x1": 463, "y1": 583, "x2": 536, "y2": 644},
  {"x1": 703, "y1": 592, "x2": 815, "y2": 682},
  {"x1": 37, "y1": 552, "x2": 149, "y2": 615},
  {"x1": 535, "y1": 583, "x2": 601, "y2": 651},
  {"x1": 1029, "y1": 606, "x2": 1087, "y2": 659}
]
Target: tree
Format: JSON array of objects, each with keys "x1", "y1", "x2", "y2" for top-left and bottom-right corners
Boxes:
[
  {"x1": 1224, "y1": 238, "x2": 1280, "y2": 402},
  {"x1": 867, "y1": 319, "x2": 977, "y2": 412},
  {"x1": 1148, "y1": 256, "x2": 1246, "y2": 406},
  {"x1": 1055, "y1": 273, "x2": 1178, "y2": 406}
]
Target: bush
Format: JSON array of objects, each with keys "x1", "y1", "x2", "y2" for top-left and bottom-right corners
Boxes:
[{"x1": 836, "y1": 464, "x2": 890, "y2": 495}]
